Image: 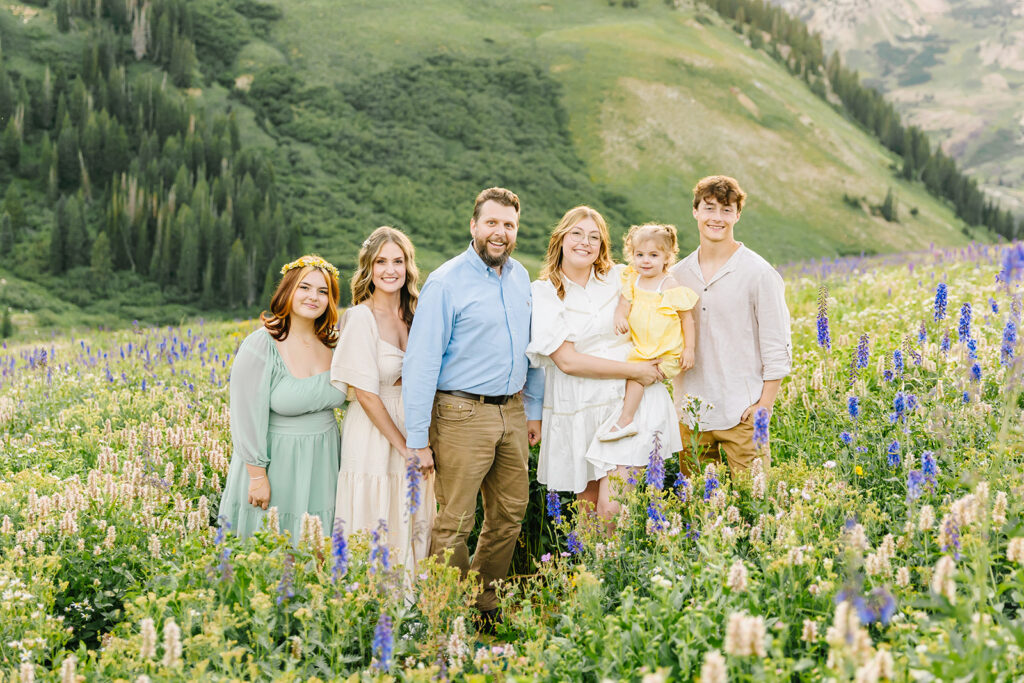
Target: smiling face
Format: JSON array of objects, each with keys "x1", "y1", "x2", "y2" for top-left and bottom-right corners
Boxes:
[
  {"x1": 560, "y1": 216, "x2": 604, "y2": 272},
  {"x1": 470, "y1": 199, "x2": 519, "y2": 269},
  {"x1": 371, "y1": 241, "x2": 406, "y2": 294},
  {"x1": 693, "y1": 195, "x2": 741, "y2": 245},
  {"x1": 632, "y1": 239, "x2": 670, "y2": 278},
  {"x1": 289, "y1": 269, "x2": 330, "y2": 321}
]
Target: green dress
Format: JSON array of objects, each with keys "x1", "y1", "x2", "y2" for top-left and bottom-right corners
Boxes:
[{"x1": 218, "y1": 327, "x2": 346, "y2": 540}]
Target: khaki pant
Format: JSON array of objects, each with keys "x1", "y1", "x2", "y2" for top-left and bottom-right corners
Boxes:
[
  {"x1": 678, "y1": 414, "x2": 768, "y2": 477},
  {"x1": 428, "y1": 392, "x2": 529, "y2": 612}
]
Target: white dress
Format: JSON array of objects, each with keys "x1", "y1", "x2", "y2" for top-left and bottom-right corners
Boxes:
[
  {"x1": 527, "y1": 265, "x2": 682, "y2": 493},
  {"x1": 331, "y1": 304, "x2": 435, "y2": 570}
]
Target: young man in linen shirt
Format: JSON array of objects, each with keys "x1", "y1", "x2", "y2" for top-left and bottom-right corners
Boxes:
[
  {"x1": 403, "y1": 187, "x2": 543, "y2": 632},
  {"x1": 669, "y1": 175, "x2": 791, "y2": 475}
]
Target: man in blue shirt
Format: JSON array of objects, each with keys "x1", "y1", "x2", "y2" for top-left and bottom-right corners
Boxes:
[{"x1": 403, "y1": 187, "x2": 543, "y2": 630}]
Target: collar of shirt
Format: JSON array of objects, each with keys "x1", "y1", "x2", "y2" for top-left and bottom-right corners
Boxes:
[
  {"x1": 462, "y1": 242, "x2": 511, "y2": 279},
  {"x1": 682, "y1": 243, "x2": 748, "y2": 286}
]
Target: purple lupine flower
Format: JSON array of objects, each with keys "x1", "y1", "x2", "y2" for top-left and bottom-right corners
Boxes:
[
  {"x1": 940, "y1": 332, "x2": 951, "y2": 354},
  {"x1": 369, "y1": 520, "x2": 390, "y2": 574},
  {"x1": 1002, "y1": 320, "x2": 1018, "y2": 365},
  {"x1": 840, "y1": 431, "x2": 853, "y2": 445},
  {"x1": 893, "y1": 349, "x2": 904, "y2": 376},
  {"x1": 847, "y1": 396, "x2": 860, "y2": 420},
  {"x1": 917, "y1": 321, "x2": 927, "y2": 344},
  {"x1": 372, "y1": 614, "x2": 394, "y2": 671},
  {"x1": 891, "y1": 392, "x2": 907, "y2": 423},
  {"x1": 405, "y1": 456, "x2": 422, "y2": 516},
  {"x1": 703, "y1": 469, "x2": 720, "y2": 501},
  {"x1": 942, "y1": 518, "x2": 962, "y2": 560},
  {"x1": 674, "y1": 473, "x2": 690, "y2": 502},
  {"x1": 646, "y1": 502, "x2": 667, "y2": 531},
  {"x1": 646, "y1": 431, "x2": 665, "y2": 490},
  {"x1": 970, "y1": 362, "x2": 982, "y2": 382},
  {"x1": 990, "y1": 297, "x2": 999, "y2": 314},
  {"x1": 907, "y1": 470, "x2": 924, "y2": 501},
  {"x1": 934, "y1": 283, "x2": 948, "y2": 321},
  {"x1": 816, "y1": 286, "x2": 831, "y2": 351},
  {"x1": 753, "y1": 407, "x2": 769, "y2": 449},
  {"x1": 966, "y1": 338, "x2": 978, "y2": 360},
  {"x1": 887, "y1": 440, "x2": 901, "y2": 467},
  {"x1": 958, "y1": 303, "x2": 972, "y2": 341},
  {"x1": 859, "y1": 588, "x2": 897, "y2": 626},
  {"x1": 999, "y1": 243, "x2": 1024, "y2": 285},
  {"x1": 921, "y1": 451, "x2": 938, "y2": 487},
  {"x1": 331, "y1": 520, "x2": 348, "y2": 583},
  {"x1": 546, "y1": 490, "x2": 562, "y2": 523},
  {"x1": 276, "y1": 554, "x2": 295, "y2": 605},
  {"x1": 567, "y1": 531, "x2": 584, "y2": 555},
  {"x1": 856, "y1": 333, "x2": 870, "y2": 368}
]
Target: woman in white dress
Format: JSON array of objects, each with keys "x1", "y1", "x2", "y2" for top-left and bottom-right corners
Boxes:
[
  {"x1": 526, "y1": 207, "x2": 683, "y2": 518},
  {"x1": 332, "y1": 227, "x2": 435, "y2": 570}
]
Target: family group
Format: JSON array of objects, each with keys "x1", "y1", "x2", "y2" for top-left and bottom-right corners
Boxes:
[{"x1": 217, "y1": 174, "x2": 792, "y2": 630}]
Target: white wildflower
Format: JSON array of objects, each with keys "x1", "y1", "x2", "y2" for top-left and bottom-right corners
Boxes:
[
  {"x1": 726, "y1": 560, "x2": 748, "y2": 592},
  {"x1": 931, "y1": 555, "x2": 956, "y2": 603},
  {"x1": 699, "y1": 649, "x2": 727, "y2": 683}
]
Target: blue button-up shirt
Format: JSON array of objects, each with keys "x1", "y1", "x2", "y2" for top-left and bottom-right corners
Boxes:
[{"x1": 403, "y1": 244, "x2": 544, "y2": 449}]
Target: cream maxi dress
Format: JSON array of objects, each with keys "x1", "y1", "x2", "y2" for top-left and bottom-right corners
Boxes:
[
  {"x1": 331, "y1": 304, "x2": 435, "y2": 570},
  {"x1": 526, "y1": 264, "x2": 683, "y2": 494}
]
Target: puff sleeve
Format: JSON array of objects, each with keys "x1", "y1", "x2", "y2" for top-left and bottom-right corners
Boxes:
[
  {"x1": 229, "y1": 328, "x2": 273, "y2": 467},
  {"x1": 526, "y1": 279, "x2": 572, "y2": 367},
  {"x1": 660, "y1": 286, "x2": 699, "y2": 313},
  {"x1": 620, "y1": 266, "x2": 638, "y2": 302},
  {"x1": 331, "y1": 305, "x2": 380, "y2": 398}
]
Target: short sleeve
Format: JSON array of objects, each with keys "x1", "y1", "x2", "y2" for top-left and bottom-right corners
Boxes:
[
  {"x1": 660, "y1": 286, "x2": 699, "y2": 313},
  {"x1": 229, "y1": 328, "x2": 273, "y2": 467},
  {"x1": 620, "y1": 266, "x2": 638, "y2": 302},
  {"x1": 526, "y1": 280, "x2": 570, "y2": 367},
  {"x1": 331, "y1": 305, "x2": 380, "y2": 395}
]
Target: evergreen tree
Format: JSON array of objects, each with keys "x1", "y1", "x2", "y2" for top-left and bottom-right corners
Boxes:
[
  {"x1": 90, "y1": 230, "x2": 113, "y2": 289},
  {"x1": 3, "y1": 185, "x2": 25, "y2": 235},
  {"x1": 0, "y1": 213, "x2": 13, "y2": 258},
  {"x1": 56, "y1": 0, "x2": 72, "y2": 34},
  {"x1": 226, "y1": 238, "x2": 247, "y2": 307},
  {"x1": 57, "y1": 115, "x2": 80, "y2": 190},
  {"x1": 50, "y1": 197, "x2": 70, "y2": 274},
  {"x1": 1, "y1": 118, "x2": 20, "y2": 171},
  {"x1": 0, "y1": 307, "x2": 12, "y2": 339},
  {"x1": 177, "y1": 206, "x2": 201, "y2": 294},
  {"x1": 64, "y1": 195, "x2": 91, "y2": 267},
  {"x1": 880, "y1": 187, "x2": 897, "y2": 222}
]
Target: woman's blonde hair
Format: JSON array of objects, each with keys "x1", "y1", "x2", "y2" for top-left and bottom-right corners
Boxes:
[
  {"x1": 261, "y1": 257, "x2": 341, "y2": 347},
  {"x1": 539, "y1": 206, "x2": 614, "y2": 300},
  {"x1": 350, "y1": 226, "x2": 419, "y2": 326},
  {"x1": 623, "y1": 223, "x2": 679, "y2": 269}
]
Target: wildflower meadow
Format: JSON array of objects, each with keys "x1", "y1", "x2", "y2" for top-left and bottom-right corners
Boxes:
[{"x1": 2, "y1": 242, "x2": 1024, "y2": 681}]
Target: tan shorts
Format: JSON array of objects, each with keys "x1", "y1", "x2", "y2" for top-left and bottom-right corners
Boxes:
[{"x1": 678, "y1": 413, "x2": 767, "y2": 476}]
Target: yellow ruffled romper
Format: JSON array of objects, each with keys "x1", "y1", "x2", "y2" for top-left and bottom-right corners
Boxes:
[{"x1": 621, "y1": 266, "x2": 699, "y2": 379}]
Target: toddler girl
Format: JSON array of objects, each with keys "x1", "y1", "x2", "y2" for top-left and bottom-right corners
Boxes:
[{"x1": 600, "y1": 223, "x2": 698, "y2": 441}]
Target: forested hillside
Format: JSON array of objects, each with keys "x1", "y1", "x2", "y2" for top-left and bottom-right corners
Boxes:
[{"x1": 0, "y1": 0, "x2": 1005, "y2": 330}]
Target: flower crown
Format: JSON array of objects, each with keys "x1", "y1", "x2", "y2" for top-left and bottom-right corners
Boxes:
[{"x1": 280, "y1": 255, "x2": 340, "y2": 279}]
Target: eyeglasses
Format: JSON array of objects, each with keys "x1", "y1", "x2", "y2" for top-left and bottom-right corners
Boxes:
[{"x1": 566, "y1": 228, "x2": 602, "y2": 247}]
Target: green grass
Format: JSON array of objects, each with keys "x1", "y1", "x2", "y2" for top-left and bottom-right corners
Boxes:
[{"x1": 247, "y1": 0, "x2": 976, "y2": 270}]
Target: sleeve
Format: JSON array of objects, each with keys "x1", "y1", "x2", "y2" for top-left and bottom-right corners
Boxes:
[
  {"x1": 660, "y1": 286, "x2": 699, "y2": 313},
  {"x1": 523, "y1": 366, "x2": 545, "y2": 420},
  {"x1": 402, "y1": 277, "x2": 454, "y2": 450},
  {"x1": 754, "y1": 267, "x2": 793, "y2": 381},
  {"x1": 228, "y1": 329, "x2": 273, "y2": 467},
  {"x1": 620, "y1": 266, "x2": 637, "y2": 302},
  {"x1": 330, "y1": 306, "x2": 379, "y2": 396},
  {"x1": 525, "y1": 280, "x2": 571, "y2": 367}
]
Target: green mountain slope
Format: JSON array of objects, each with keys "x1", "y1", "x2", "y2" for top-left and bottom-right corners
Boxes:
[
  {"x1": 238, "y1": 0, "x2": 978, "y2": 271},
  {"x1": 771, "y1": 0, "x2": 1024, "y2": 215},
  {"x1": 0, "y1": 0, "x2": 986, "y2": 334}
]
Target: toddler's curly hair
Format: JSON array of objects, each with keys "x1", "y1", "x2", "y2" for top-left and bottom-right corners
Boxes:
[{"x1": 623, "y1": 223, "x2": 679, "y2": 269}]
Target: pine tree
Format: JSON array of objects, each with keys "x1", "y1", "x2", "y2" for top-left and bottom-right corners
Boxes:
[
  {"x1": 880, "y1": 187, "x2": 897, "y2": 222},
  {"x1": 1, "y1": 118, "x2": 20, "y2": 171},
  {"x1": 64, "y1": 194, "x2": 90, "y2": 267},
  {"x1": 90, "y1": 230, "x2": 113, "y2": 289},
  {"x1": 56, "y1": 0, "x2": 72, "y2": 34},
  {"x1": 0, "y1": 307, "x2": 13, "y2": 339},
  {"x1": 50, "y1": 197, "x2": 70, "y2": 274},
  {"x1": 3, "y1": 185, "x2": 25, "y2": 235},
  {"x1": 0, "y1": 213, "x2": 13, "y2": 258},
  {"x1": 226, "y1": 238, "x2": 247, "y2": 307},
  {"x1": 57, "y1": 115, "x2": 80, "y2": 190}
]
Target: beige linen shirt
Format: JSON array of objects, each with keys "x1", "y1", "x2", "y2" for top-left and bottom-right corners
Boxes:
[{"x1": 670, "y1": 244, "x2": 792, "y2": 431}]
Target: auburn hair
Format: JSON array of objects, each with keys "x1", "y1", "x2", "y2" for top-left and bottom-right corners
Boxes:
[
  {"x1": 472, "y1": 186, "x2": 520, "y2": 220},
  {"x1": 349, "y1": 226, "x2": 419, "y2": 327},
  {"x1": 692, "y1": 175, "x2": 747, "y2": 212},
  {"x1": 539, "y1": 206, "x2": 614, "y2": 300},
  {"x1": 260, "y1": 258, "x2": 341, "y2": 347},
  {"x1": 623, "y1": 223, "x2": 679, "y2": 269}
]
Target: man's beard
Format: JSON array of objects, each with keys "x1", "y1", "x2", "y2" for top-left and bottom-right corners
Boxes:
[{"x1": 474, "y1": 235, "x2": 514, "y2": 269}]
